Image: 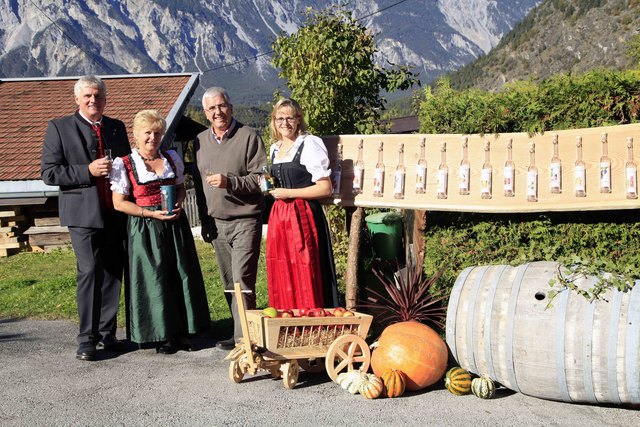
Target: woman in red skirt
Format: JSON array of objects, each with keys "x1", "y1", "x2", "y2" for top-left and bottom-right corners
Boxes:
[{"x1": 265, "y1": 98, "x2": 339, "y2": 310}]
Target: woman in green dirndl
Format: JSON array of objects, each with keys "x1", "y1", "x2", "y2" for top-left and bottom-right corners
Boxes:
[{"x1": 110, "y1": 109, "x2": 210, "y2": 353}]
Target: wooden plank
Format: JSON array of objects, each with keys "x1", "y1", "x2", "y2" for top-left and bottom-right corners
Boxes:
[
  {"x1": 0, "y1": 207, "x2": 21, "y2": 217},
  {"x1": 33, "y1": 217, "x2": 61, "y2": 227},
  {"x1": 27, "y1": 233, "x2": 70, "y2": 246},
  {"x1": 321, "y1": 123, "x2": 640, "y2": 213},
  {"x1": 0, "y1": 215, "x2": 27, "y2": 227},
  {"x1": 23, "y1": 226, "x2": 69, "y2": 235}
]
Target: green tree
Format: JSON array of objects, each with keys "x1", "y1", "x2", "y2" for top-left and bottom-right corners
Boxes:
[{"x1": 271, "y1": 5, "x2": 419, "y2": 135}]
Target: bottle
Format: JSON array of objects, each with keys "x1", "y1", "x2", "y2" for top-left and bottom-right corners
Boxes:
[
  {"x1": 626, "y1": 137, "x2": 638, "y2": 199},
  {"x1": 550, "y1": 134, "x2": 562, "y2": 193},
  {"x1": 437, "y1": 141, "x2": 448, "y2": 199},
  {"x1": 480, "y1": 140, "x2": 492, "y2": 199},
  {"x1": 526, "y1": 142, "x2": 538, "y2": 202},
  {"x1": 459, "y1": 136, "x2": 470, "y2": 195},
  {"x1": 352, "y1": 138, "x2": 364, "y2": 194},
  {"x1": 415, "y1": 137, "x2": 427, "y2": 194},
  {"x1": 259, "y1": 165, "x2": 275, "y2": 194},
  {"x1": 373, "y1": 141, "x2": 385, "y2": 197},
  {"x1": 394, "y1": 142, "x2": 406, "y2": 199},
  {"x1": 599, "y1": 132, "x2": 611, "y2": 193},
  {"x1": 331, "y1": 143, "x2": 343, "y2": 195},
  {"x1": 504, "y1": 138, "x2": 515, "y2": 197},
  {"x1": 574, "y1": 136, "x2": 586, "y2": 197}
]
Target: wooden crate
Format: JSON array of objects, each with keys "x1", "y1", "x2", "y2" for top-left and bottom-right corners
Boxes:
[{"x1": 245, "y1": 310, "x2": 372, "y2": 357}]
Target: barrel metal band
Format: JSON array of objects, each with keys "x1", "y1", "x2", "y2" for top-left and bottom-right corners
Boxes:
[
  {"x1": 484, "y1": 264, "x2": 508, "y2": 382},
  {"x1": 505, "y1": 263, "x2": 528, "y2": 393},
  {"x1": 446, "y1": 266, "x2": 473, "y2": 367},
  {"x1": 467, "y1": 265, "x2": 489, "y2": 374},
  {"x1": 626, "y1": 280, "x2": 640, "y2": 404}
]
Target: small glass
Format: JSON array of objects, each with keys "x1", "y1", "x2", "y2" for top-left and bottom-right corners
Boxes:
[{"x1": 103, "y1": 149, "x2": 112, "y2": 161}]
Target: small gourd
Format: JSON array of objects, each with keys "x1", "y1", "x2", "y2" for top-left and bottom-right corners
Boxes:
[
  {"x1": 444, "y1": 366, "x2": 472, "y2": 396},
  {"x1": 359, "y1": 373, "x2": 384, "y2": 399},
  {"x1": 380, "y1": 368, "x2": 407, "y2": 398},
  {"x1": 337, "y1": 369, "x2": 368, "y2": 394},
  {"x1": 471, "y1": 376, "x2": 496, "y2": 399}
]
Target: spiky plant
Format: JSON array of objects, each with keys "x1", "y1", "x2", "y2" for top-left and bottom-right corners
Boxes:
[{"x1": 360, "y1": 260, "x2": 448, "y2": 332}]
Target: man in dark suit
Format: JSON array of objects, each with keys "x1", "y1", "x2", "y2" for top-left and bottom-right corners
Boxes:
[{"x1": 41, "y1": 75, "x2": 131, "y2": 361}]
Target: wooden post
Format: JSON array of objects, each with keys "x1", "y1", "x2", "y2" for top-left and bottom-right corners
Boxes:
[{"x1": 345, "y1": 207, "x2": 363, "y2": 310}]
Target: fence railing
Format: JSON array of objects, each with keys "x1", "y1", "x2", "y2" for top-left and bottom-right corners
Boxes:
[{"x1": 183, "y1": 188, "x2": 200, "y2": 227}]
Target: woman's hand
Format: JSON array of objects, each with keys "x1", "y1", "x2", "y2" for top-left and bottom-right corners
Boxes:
[{"x1": 270, "y1": 188, "x2": 291, "y2": 200}]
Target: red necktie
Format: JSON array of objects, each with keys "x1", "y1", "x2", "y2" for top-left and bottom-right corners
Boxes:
[{"x1": 90, "y1": 122, "x2": 114, "y2": 212}]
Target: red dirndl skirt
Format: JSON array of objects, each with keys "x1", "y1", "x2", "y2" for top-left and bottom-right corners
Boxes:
[{"x1": 266, "y1": 198, "x2": 324, "y2": 310}]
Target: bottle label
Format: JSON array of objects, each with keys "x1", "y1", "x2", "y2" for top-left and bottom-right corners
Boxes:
[
  {"x1": 437, "y1": 169, "x2": 448, "y2": 194},
  {"x1": 459, "y1": 164, "x2": 470, "y2": 191},
  {"x1": 353, "y1": 166, "x2": 363, "y2": 191},
  {"x1": 574, "y1": 166, "x2": 586, "y2": 192},
  {"x1": 394, "y1": 170, "x2": 405, "y2": 195},
  {"x1": 415, "y1": 165, "x2": 426, "y2": 190},
  {"x1": 550, "y1": 162, "x2": 561, "y2": 189},
  {"x1": 526, "y1": 171, "x2": 537, "y2": 197},
  {"x1": 503, "y1": 166, "x2": 514, "y2": 192},
  {"x1": 480, "y1": 168, "x2": 492, "y2": 194},
  {"x1": 600, "y1": 161, "x2": 611, "y2": 188},
  {"x1": 626, "y1": 167, "x2": 637, "y2": 194},
  {"x1": 331, "y1": 170, "x2": 341, "y2": 195},
  {"x1": 373, "y1": 168, "x2": 384, "y2": 192}
]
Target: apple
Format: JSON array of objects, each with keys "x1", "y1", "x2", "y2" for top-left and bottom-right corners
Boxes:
[
  {"x1": 299, "y1": 307, "x2": 310, "y2": 317},
  {"x1": 262, "y1": 307, "x2": 278, "y2": 318},
  {"x1": 324, "y1": 310, "x2": 334, "y2": 317},
  {"x1": 281, "y1": 309, "x2": 294, "y2": 318},
  {"x1": 313, "y1": 308, "x2": 326, "y2": 317},
  {"x1": 342, "y1": 310, "x2": 355, "y2": 317},
  {"x1": 332, "y1": 307, "x2": 347, "y2": 317}
]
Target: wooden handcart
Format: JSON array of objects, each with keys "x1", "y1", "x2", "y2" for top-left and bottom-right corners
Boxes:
[{"x1": 225, "y1": 283, "x2": 373, "y2": 389}]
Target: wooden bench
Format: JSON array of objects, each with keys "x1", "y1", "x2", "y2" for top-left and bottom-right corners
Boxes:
[{"x1": 320, "y1": 123, "x2": 640, "y2": 307}]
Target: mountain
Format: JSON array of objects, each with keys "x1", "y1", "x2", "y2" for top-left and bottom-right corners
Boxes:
[
  {"x1": 449, "y1": 0, "x2": 640, "y2": 91},
  {"x1": 0, "y1": 0, "x2": 541, "y2": 105}
]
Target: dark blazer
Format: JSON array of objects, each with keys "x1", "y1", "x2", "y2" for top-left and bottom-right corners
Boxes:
[{"x1": 41, "y1": 111, "x2": 131, "y2": 228}]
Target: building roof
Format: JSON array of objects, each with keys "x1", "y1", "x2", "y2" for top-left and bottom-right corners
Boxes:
[
  {"x1": 0, "y1": 73, "x2": 200, "y2": 184},
  {"x1": 382, "y1": 115, "x2": 419, "y2": 134}
]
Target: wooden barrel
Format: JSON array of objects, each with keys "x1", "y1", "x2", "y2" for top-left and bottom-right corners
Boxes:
[{"x1": 445, "y1": 261, "x2": 640, "y2": 405}]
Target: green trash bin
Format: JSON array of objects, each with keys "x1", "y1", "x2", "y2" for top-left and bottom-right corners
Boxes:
[{"x1": 365, "y1": 212, "x2": 403, "y2": 259}]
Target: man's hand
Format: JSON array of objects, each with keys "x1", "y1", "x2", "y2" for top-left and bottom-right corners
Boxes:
[
  {"x1": 89, "y1": 157, "x2": 112, "y2": 177},
  {"x1": 205, "y1": 173, "x2": 228, "y2": 189},
  {"x1": 201, "y1": 217, "x2": 217, "y2": 243}
]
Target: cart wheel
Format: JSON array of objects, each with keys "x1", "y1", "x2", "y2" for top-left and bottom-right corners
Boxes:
[
  {"x1": 325, "y1": 334, "x2": 371, "y2": 382},
  {"x1": 281, "y1": 360, "x2": 299, "y2": 389},
  {"x1": 229, "y1": 358, "x2": 245, "y2": 383},
  {"x1": 299, "y1": 358, "x2": 325, "y2": 374},
  {"x1": 270, "y1": 364, "x2": 282, "y2": 379}
]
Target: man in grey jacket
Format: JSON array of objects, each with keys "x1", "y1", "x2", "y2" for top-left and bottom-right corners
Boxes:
[
  {"x1": 41, "y1": 75, "x2": 130, "y2": 361},
  {"x1": 193, "y1": 87, "x2": 267, "y2": 350}
]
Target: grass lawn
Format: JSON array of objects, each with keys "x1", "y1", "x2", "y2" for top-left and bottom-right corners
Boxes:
[{"x1": 0, "y1": 240, "x2": 269, "y2": 338}]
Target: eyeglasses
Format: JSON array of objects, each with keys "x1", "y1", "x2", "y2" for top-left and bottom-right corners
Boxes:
[
  {"x1": 204, "y1": 103, "x2": 230, "y2": 113},
  {"x1": 275, "y1": 116, "x2": 298, "y2": 124}
]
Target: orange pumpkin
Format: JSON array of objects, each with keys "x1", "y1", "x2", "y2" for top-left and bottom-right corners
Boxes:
[
  {"x1": 381, "y1": 368, "x2": 407, "y2": 398},
  {"x1": 371, "y1": 320, "x2": 448, "y2": 391}
]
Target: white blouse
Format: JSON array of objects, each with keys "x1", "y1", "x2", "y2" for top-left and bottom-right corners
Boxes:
[
  {"x1": 269, "y1": 134, "x2": 331, "y2": 183},
  {"x1": 109, "y1": 149, "x2": 184, "y2": 195}
]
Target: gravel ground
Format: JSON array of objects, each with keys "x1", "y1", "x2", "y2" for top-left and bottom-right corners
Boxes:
[{"x1": 0, "y1": 317, "x2": 638, "y2": 426}]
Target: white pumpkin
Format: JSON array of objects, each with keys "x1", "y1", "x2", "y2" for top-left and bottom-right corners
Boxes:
[{"x1": 337, "y1": 369, "x2": 369, "y2": 394}]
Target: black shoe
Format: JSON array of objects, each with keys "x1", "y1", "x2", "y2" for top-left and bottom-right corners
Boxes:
[
  {"x1": 215, "y1": 338, "x2": 236, "y2": 350},
  {"x1": 76, "y1": 342, "x2": 96, "y2": 361},
  {"x1": 97, "y1": 334, "x2": 125, "y2": 352},
  {"x1": 156, "y1": 341, "x2": 178, "y2": 355}
]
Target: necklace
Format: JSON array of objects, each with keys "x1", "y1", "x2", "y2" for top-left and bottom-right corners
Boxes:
[{"x1": 138, "y1": 151, "x2": 160, "y2": 161}]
